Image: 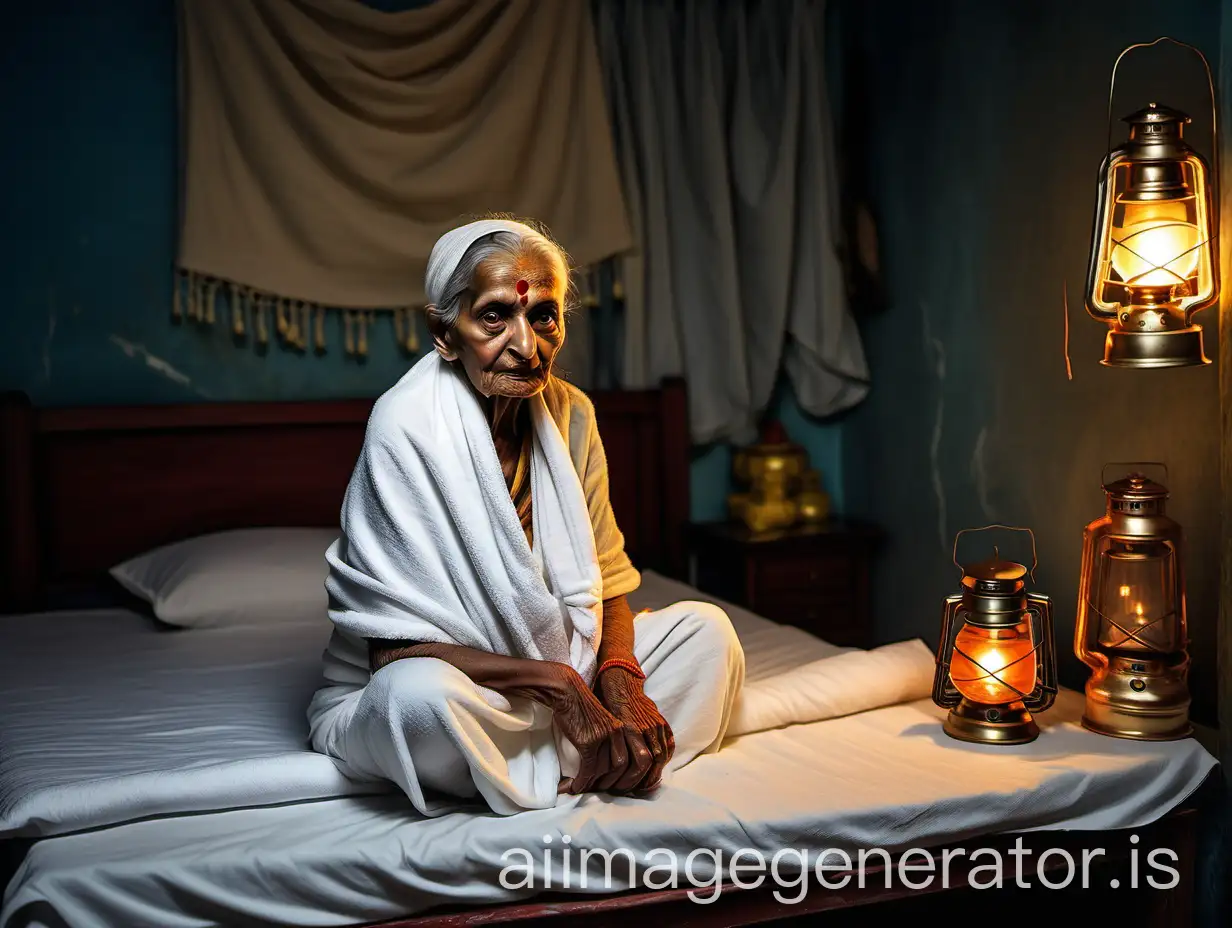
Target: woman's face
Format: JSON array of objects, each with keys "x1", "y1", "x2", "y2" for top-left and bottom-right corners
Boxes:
[{"x1": 435, "y1": 244, "x2": 567, "y2": 399}]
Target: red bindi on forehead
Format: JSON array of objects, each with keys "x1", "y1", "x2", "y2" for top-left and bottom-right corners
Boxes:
[{"x1": 474, "y1": 253, "x2": 561, "y2": 305}]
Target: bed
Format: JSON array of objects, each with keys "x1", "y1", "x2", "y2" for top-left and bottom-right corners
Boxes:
[{"x1": 0, "y1": 382, "x2": 1220, "y2": 928}]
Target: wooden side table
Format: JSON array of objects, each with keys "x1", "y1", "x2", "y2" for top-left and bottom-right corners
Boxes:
[{"x1": 686, "y1": 519, "x2": 881, "y2": 648}]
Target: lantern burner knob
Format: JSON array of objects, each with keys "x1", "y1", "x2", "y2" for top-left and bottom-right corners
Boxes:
[
  {"x1": 960, "y1": 547, "x2": 1030, "y2": 618},
  {"x1": 962, "y1": 546, "x2": 1026, "y2": 583},
  {"x1": 1123, "y1": 102, "x2": 1190, "y2": 141},
  {"x1": 1103, "y1": 471, "x2": 1169, "y2": 516}
]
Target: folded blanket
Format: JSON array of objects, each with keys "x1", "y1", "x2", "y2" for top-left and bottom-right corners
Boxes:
[
  {"x1": 729, "y1": 638, "x2": 937, "y2": 735},
  {"x1": 323, "y1": 350, "x2": 606, "y2": 684}
]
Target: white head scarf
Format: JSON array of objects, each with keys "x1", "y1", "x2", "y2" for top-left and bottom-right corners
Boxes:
[{"x1": 424, "y1": 218, "x2": 540, "y2": 310}]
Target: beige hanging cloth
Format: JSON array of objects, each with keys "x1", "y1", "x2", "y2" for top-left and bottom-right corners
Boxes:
[{"x1": 175, "y1": 0, "x2": 634, "y2": 309}]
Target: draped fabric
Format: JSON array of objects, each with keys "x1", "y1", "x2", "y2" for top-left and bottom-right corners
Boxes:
[
  {"x1": 174, "y1": 0, "x2": 631, "y2": 359},
  {"x1": 593, "y1": 0, "x2": 870, "y2": 443},
  {"x1": 509, "y1": 424, "x2": 535, "y2": 545}
]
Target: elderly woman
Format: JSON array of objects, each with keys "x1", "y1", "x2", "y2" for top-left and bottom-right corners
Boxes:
[{"x1": 307, "y1": 217, "x2": 744, "y2": 816}]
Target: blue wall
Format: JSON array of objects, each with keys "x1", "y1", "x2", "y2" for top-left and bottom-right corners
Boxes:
[
  {"x1": 836, "y1": 0, "x2": 1222, "y2": 726},
  {"x1": 3, "y1": 1, "x2": 431, "y2": 407},
  {"x1": 0, "y1": 0, "x2": 844, "y2": 524}
]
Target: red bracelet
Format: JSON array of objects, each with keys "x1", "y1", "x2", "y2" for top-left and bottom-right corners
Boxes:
[{"x1": 597, "y1": 658, "x2": 646, "y2": 680}]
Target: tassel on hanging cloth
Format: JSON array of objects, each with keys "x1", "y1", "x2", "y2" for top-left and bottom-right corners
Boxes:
[
  {"x1": 284, "y1": 299, "x2": 299, "y2": 347},
  {"x1": 167, "y1": 273, "x2": 416, "y2": 359},
  {"x1": 393, "y1": 307, "x2": 420, "y2": 354},
  {"x1": 343, "y1": 310, "x2": 356, "y2": 356},
  {"x1": 294, "y1": 300, "x2": 305, "y2": 349},
  {"x1": 407, "y1": 307, "x2": 420, "y2": 352},
  {"x1": 255, "y1": 292, "x2": 269, "y2": 347},
  {"x1": 190, "y1": 274, "x2": 202, "y2": 323},
  {"x1": 188, "y1": 272, "x2": 200, "y2": 322},
  {"x1": 198, "y1": 275, "x2": 211, "y2": 324},
  {"x1": 172, "y1": 270, "x2": 184, "y2": 321},
  {"x1": 204, "y1": 279, "x2": 218, "y2": 325},
  {"x1": 358, "y1": 311, "x2": 371, "y2": 357},
  {"x1": 229, "y1": 281, "x2": 244, "y2": 336}
]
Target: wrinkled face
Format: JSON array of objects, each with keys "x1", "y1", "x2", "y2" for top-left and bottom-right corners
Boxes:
[{"x1": 435, "y1": 243, "x2": 567, "y2": 398}]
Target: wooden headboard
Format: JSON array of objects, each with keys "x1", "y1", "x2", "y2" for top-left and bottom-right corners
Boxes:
[{"x1": 0, "y1": 379, "x2": 689, "y2": 614}]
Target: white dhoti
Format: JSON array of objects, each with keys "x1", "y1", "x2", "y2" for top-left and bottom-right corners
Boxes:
[{"x1": 308, "y1": 602, "x2": 744, "y2": 815}]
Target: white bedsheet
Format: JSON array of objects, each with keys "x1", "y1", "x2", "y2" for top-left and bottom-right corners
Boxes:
[
  {"x1": 0, "y1": 572, "x2": 860, "y2": 841},
  {"x1": 1, "y1": 572, "x2": 1218, "y2": 928}
]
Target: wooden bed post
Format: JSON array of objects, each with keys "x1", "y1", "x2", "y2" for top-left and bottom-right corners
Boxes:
[
  {"x1": 657, "y1": 377, "x2": 690, "y2": 580},
  {"x1": 0, "y1": 392, "x2": 38, "y2": 613}
]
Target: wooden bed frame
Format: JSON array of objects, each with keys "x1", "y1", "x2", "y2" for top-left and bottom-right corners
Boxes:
[
  {"x1": 0, "y1": 380, "x2": 690, "y2": 614},
  {"x1": 0, "y1": 382, "x2": 1217, "y2": 926}
]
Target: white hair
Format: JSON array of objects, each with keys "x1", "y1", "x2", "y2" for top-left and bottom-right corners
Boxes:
[
  {"x1": 423, "y1": 220, "x2": 572, "y2": 332},
  {"x1": 426, "y1": 231, "x2": 521, "y2": 331}
]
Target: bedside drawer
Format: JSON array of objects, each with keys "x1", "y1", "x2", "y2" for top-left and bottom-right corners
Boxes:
[
  {"x1": 753, "y1": 593, "x2": 867, "y2": 646},
  {"x1": 754, "y1": 589, "x2": 852, "y2": 619},
  {"x1": 754, "y1": 555, "x2": 853, "y2": 595}
]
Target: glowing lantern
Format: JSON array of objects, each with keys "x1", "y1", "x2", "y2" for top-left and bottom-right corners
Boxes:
[
  {"x1": 1084, "y1": 39, "x2": 1219, "y2": 368},
  {"x1": 933, "y1": 527, "x2": 1058, "y2": 745}
]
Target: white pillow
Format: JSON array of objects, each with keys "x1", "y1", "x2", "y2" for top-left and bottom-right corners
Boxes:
[{"x1": 109, "y1": 527, "x2": 339, "y2": 628}]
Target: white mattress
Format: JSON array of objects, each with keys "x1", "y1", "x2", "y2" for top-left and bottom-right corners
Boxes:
[
  {"x1": 1, "y1": 572, "x2": 1217, "y2": 928},
  {"x1": 0, "y1": 572, "x2": 851, "y2": 841}
]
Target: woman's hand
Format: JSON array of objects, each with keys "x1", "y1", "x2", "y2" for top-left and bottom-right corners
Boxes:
[
  {"x1": 369, "y1": 641, "x2": 628, "y2": 795},
  {"x1": 593, "y1": 667, "x2": 674, "y2": 793},
  {"x1": 547, "y1": 664, "x2": 632, "y2": 796},
  {"x1": 367, "y1": 640, "x2": 651, "y2": 797}
]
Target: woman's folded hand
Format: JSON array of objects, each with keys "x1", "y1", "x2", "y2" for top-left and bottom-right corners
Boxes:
[
  {"x1": 366, "y1": 642, "x2": 645, "y2": 797},
  {"x1": 594, "y1": 667, "x2": 674, "y2": 793},
  {"x1": 547, "y1": 663, "x2": 631, "y2": 795}
]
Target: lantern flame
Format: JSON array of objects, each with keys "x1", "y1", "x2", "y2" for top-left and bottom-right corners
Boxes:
[
  {"x1": 1110, "y1": 215, "x2": 1202, "y2": 289},
  {"x1": 949, "y1": 625, "x2": 1037, "y2": 706}
]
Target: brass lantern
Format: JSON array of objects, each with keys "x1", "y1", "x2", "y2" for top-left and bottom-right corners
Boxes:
[
  {"x1": 933, "y1": 526, "x2": 1058, "y2": 745},
  {"x1": 1074, "y1": 465, "x2": 1191, "y2": 740},
  {"x1": 1084, "y1": 40, "x2": 1219, "y2": 368}
]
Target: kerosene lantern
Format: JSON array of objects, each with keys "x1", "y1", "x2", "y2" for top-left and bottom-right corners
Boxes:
[
  {"x1": 933, "y1": 526, "x2": 1058, "y2": 745},
  {"x1": 1074, "y1": 466, "x2": 1191, "y2": 740},
  {"x1": 1084, "y1": 41, "x2": 1219, "y2": 368}
]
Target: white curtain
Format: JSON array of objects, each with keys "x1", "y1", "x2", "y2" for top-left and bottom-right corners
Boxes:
[{"x1": 593, "y1": 0, "x2": 869, "y2": 444}]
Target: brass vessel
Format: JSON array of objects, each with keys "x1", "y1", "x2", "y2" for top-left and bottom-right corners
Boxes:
[
  {"x1": 728, "y1": 420, "x2": 829, "y2": 533},
  {"x1": 795, "y1": 470, "x2": 831, "y2": 524}
]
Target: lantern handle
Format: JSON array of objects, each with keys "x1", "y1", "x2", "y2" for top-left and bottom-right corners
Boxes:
[
  {"x1": 952, "y1": 524, "x2": 1038, "y2": 584},
  {"x1": 1105, "y1": 36, "x2": 1219, "y2": 209},
  {"x1": 1101, "y1": 461, "x2": 1170, "y2": 487}
]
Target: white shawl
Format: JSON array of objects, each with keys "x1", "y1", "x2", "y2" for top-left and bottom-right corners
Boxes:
[{"x1": 323, "y1": 350, "x2": 636, "y2": 686}]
